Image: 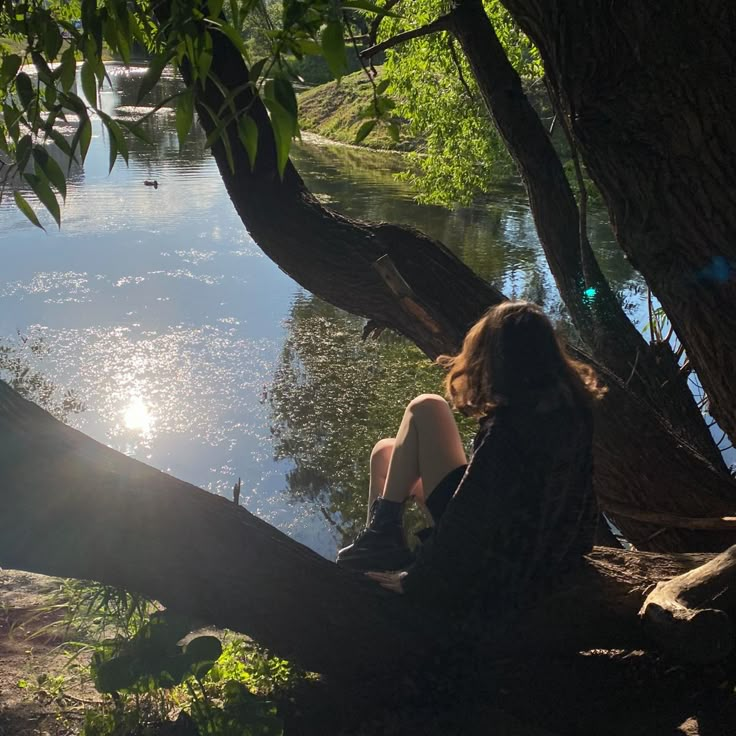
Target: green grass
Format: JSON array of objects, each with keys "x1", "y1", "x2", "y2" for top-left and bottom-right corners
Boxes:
[{"x1": 298, "y1": 67, "x2": 420, "y2": 152}]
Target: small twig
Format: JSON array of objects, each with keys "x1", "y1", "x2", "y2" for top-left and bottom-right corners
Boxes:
[
  {"x1": 642, "y1": 527, "x2": 668, "y2": 545},
  {"x1": 544, "y1": 76, "x2": 593, "y2": 288},
  {"x1": 360, "y1": 13, "x2": 454, "y2": 59},
  {"x1": 367, "y1": 0, "x2": 402, "y2": 48},
  {"x1": 647, "y1": 288, "x2": 657, "y2": 343},
  {"x1": 447, "y1": 36, "x2": 475, "y2": 105},
  {"x1": 345, "y1": 15, "x2": 381, "y2": 119},
  {"x1": 548, "y1": 113, "x2": 557, "y2": 136},
  {"x1": 624, "y1": 347, "x2": 640, "y2": 388}
]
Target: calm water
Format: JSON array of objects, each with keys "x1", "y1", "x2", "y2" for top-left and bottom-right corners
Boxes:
[{"x1": 0, "y1": 65, "x2": 648, "y2": 557}]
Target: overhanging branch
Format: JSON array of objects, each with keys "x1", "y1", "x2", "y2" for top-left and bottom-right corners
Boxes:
[{"x1": 360, "y1": 12, "x2": 454, "y2": 59}]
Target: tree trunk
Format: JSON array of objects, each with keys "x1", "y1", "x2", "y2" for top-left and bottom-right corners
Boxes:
[
  {"x1": 448, "y1": 0, "x2": 726, "y2": 471},
  {"x1": 160, "y1": 6, "x2": 736, "y2": 551},
  {"x1": 500, "y1": 0, "x2": 736, "y2": 444},
  {"x1": 1, "y1": 380, "x2": 735, "y2": 676}
]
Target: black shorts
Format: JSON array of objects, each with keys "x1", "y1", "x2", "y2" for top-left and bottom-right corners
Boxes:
[{"x1": 424, "y1": 465, "x2": 467, "y2": 523}]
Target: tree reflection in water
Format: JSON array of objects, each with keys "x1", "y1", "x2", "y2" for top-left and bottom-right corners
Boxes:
[{"x1": 269, "y1": 293, "x2": 477, "y2": 546}]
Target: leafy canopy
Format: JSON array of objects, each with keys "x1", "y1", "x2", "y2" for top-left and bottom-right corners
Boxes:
[
  {"x1": 0, "y1": 0, "x2": 397, "y2": 228},
  {"x1": 380, "y1": 0, "x2": 542, "y2": 206}
]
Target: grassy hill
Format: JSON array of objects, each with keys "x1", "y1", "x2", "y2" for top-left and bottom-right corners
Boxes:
[{"x1": 298, "y1": 68, "x2": 419, "y2": 152}]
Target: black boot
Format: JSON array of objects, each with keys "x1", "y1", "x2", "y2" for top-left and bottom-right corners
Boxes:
[{"x1": 336, "y1": 498, "x2": 414, "y2": 571}]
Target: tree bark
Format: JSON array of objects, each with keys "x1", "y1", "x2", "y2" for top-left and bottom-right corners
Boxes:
[
  {"x1": 500, "y1": 0, "x2": 736, "y2": 444},
  {"x1": 448, "y1": 0, "x2": 726, "y2": 471},
  {"x1": 161, "y1": 6, "x2": 736, "y2": 551},
  {"x1": 1, "y1": 380, "x2": 736, "y2": 676}
]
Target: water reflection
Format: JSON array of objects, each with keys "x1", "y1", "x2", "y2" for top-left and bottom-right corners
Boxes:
[
  {"x1": 123, "y1": 395, "x2": 154, "y2": 435},
  {"x1": 269, "y1": 292, "x2": 476, "y2": 545},
  {"x1": 0, "y1": 63, "x2": 650, "y2": 558}
]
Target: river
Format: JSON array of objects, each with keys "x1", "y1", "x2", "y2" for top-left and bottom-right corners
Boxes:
[{"x1": 0, "y1": 65, "x2": 649, "y2": 558}]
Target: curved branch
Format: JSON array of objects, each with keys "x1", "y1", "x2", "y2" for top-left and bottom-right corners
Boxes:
[{"x1": 360, "y1": 13, "x2": 453, "y2": 59}]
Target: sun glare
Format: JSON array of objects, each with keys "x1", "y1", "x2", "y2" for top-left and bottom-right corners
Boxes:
[{"x1": 123, "y1": 396, "x2": 153, "y2": 434}]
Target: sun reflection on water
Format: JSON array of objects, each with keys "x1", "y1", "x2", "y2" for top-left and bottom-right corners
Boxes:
[{"x1": 123, "y1": 395, "x2": 154, "y2": 434}]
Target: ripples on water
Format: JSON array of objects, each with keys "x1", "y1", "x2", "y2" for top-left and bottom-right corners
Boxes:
[{"x1": 0, "y1": 64, "x2": 657, "y2": 558}]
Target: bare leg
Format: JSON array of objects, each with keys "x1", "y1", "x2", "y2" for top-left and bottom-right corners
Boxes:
[
  {"x1": 368, "y1": 439, "x2": 423, "y2": 524},
  {"x1": 381, "y1": 394, "x2": 467, "y2": 505}
]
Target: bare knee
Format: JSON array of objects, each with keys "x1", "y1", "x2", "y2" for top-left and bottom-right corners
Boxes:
[
  {"x1": 406, "y1": 393, "x2": 451, "y2": 419},
  {"x1": 370, "y1": 438, "x2": 395, "y2": 465}
]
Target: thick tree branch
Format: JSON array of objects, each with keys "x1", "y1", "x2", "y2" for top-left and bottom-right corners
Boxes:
[
  {"x1": 146, "y1": 0, "x2": 736, "y2": 552},
  {"x1": 500, "y1": 0, "x2": 736, "y2": 445},
  {"x1": 448, "y1": 0, "x2": 725, "y2": 471},
  {"x1": 360, "y1": 13, "x2": 453, "y2": 59},
  {"x1": 2, "y1": 380, "x2": 736, "y2": 676}
]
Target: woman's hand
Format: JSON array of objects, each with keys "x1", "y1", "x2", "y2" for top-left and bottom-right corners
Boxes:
[{"x1": 365, "y1": 570, "x2": 407, "y2": 594}]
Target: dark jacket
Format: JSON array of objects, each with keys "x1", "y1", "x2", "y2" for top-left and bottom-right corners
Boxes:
[{"x1": 401, "y1": 399, "x2": 597, "y2": 612}]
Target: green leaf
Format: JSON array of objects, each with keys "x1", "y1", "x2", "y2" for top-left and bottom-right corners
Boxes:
[
  {"x1": 46, "y1": 129, "x2": 73, "y2": 159},
  {"x1": 118, "y1": 120, "x2": 153, "y2": 145},
  {"x1": 217, "y1": 21, "x2": 249, "y2": 59},
  {"x1": 15, "y1": 72, "x2": 34, "y2": 110},
  {"x1": 91, "y1": 652, "x2": 138, "y2": 694},
  {"x1": 341, "y1": 0, "x2": 401, "y2": 17},
  {"x1": 3, "y1": 102, "x2": 20, "y2": 141},
  {"x1": 238, "y1": 114, "x2": 258, "y2": 168},
  {"x1": 198, "y1": 49, "x2": 213, "y2": 82},
  {"x1": 249, "y1": 57, "x2": 268, "y2": 84},
  {"x1": 182, "y1": 635, "x2": 222, "y2": 678},
  {"x1": 320, "y1": 21, "x2": 347, "y2": 79},
  {"x1": 386, "y1": 120, "x2": 400, "y2": 142},
  {"x1": 58, "y1": 49, "x2": 76, "y2": 93},
  {"x1": 80, "y1": 61, "x2": 97, "y2": 108},
  {"x1": 175, "y1": 89, "x2": 194, "y2": 150},
  {"x1": 99, "y1": 113, "x2": 129, "y2": 165},
  {"x1": 26, "y1": 171, "x2": 61, "y2": 227},
  {"x1": 271, "y1": 77, "x2": 297, "y2": 119},
  {"x1": 107, "y1": 130, "x2": 118, "y2": 173},
  {"x1": 354, "y1": 119, "x2": 376, "y2": 143},
  {"x1": 43, "y1": 19, "x2": 63, "y2": 59},
  {"x1": 70, "y1": 115, "x2": 93, "y2": 165},
  {"x1": 297, "y1": 38, "x2": 322, "y2": 56},
  {"x1": 1, "y1": 54, "x2": 22, "y2": 85},
  {"x1": 33, "y1": 147, "x2": 67, "y2": 200},
  {"x1": 208, "y1": 0, "x2": 225, "y2": 18},
  {"x1": 13, "y1": 191, "x2": 44, "y2": 230},
  {"x1": 263, "y1": 98, "x2": 295, "y2": 178},
  {"x1": 16, "y1": 134, "x2": 32, "y2": 166},
  {"x1": 136, "y1": 53, "x2": 169, "y2": 104},
  {"x1": 375, "y1": 78, "x2": 390, "y2": 95}
]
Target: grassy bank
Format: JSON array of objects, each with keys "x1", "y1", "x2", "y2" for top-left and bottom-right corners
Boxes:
[{"x1": 298, "y1": 67, "x2": 419, "y2": 153}]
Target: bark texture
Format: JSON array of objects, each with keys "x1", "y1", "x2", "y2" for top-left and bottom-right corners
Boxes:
[
  {"x1": 169, "y1": 7, "x2": 736, "y2": 551},
  {"x1": 640, "y1": 544, "x2": 736, "y2": 663},
  {"x1": 449, "y1": 0, "x2": 726, "y2": 470},
  {"x1": 1, "y1": 381, "x2": 736, "y2": 676},
  {"x1": 500, "y1": 0, "x2": 736, "y2": 444}
]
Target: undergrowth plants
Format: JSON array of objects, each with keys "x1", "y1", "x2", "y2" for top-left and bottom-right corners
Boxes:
[{"x1": 33, "y1": 580, "x2": 300, "y2": 735}]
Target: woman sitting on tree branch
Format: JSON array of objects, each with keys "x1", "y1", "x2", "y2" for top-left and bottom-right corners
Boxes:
[{"x1": 337, "y1": 301, "x2": 606, "y2": 614}]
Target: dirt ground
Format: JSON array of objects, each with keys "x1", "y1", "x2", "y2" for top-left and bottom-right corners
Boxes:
[{"x1": 0, "y1": 570, "x2": 100, "y2": 736}]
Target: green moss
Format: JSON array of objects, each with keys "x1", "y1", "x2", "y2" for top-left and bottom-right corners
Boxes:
[{"x1": 298, "y1": 67, "x2": 420, "y2": 152}]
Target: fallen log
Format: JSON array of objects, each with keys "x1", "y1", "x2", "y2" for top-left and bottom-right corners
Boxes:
[
  {"x1": 640, "y1": 544, "x2": 736, "y2": 663},
  {"x1": 2, "y1": 381, "x2": 735, "y2": 675}
]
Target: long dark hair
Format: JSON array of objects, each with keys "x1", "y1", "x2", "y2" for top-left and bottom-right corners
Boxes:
[{"x1": 437, "y1": 301, "x2": 606, "y2": 418}]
